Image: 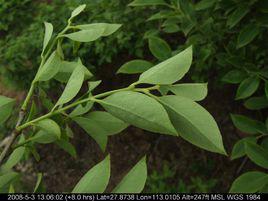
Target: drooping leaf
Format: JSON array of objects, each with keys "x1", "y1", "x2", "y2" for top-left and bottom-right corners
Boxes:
[
  {"x1": 76, "y1": 23, "x2": 121, "y2": 36},
  {"x1": 1, "y1": 135, "x2": 25, "y2": 170},
  {"x1": 42, "y1": 22, "x2": 53, "y2": 55},
  {"x1": 227, "y1": 6, "x2": 249, "y2": 28},
  {"x1": 231, "y1": 137, "x2": 257, "y2": 160},
  {"x1": 0, "y1": 95, "x2": 15, "y2": 125},
  {"x1": 55, "y1": 64, "x2": 84, "y2": 107},
  {"x1": 33, "y1": 119, "x2": 61, "y2": 139},
  {"x1": 70, "y1": 4, "x2": 86, "y2": 20},
  {"x1": 138, "y1": 46, "x2": 192, "y2": 84},
  {"x1": 148, "y1": 37, "x2": 172, "y2": 61},
  {"x1": 237, "y1": 24, "x2": 260, "y2": 48},
  {"x1": 63, "y1": 29, "x2": 105, "y2": 43},
  {"x1": 231, "y1": 114, "x2": 266, "y2": 134},
  {"x1": 117, "y1": 60, "x2": 153, "y2": 74},
  {"x1": 72, "y1": 155, "x2": 110, "y2": 193},
  {"x1": 56, "y1": 139, "x2": 77, "y2": 158},
  {"x1": 168, "y1": 83, "x2": 208, "y2": 101},
  {"x1": 230, "y1": 171, "x2": 268, "y2": 193},
  {"x1": 235, "y1": 76, "x2": 260, "y2": 100},
  {"x1": 113, "y1": 156, "x2": 147, "y2": 193},
  {"x1": 33, "y1": 173, "x2": 43, "y2": 193},
  {"x1": 158, "y1": 95, "x2": 226, "y2": 154},
  {"x1": 128, "y1": 0, "x2": 167, "y2": 6},
  {"x1": 35, "y1": 51, "x2": 62, "y2": 82},
  {"x1": 99, "y1": 91, "x2": 177, "y2": 136},
  {"x1": 244, "y1": 96, "x2": 268, "y2": 110},
  {"x1": 74, "y1": 111, "x2": 128, "y2": 151},
  {"x1": 245, "y1": 142, "x2": 268, "y2": 169}
]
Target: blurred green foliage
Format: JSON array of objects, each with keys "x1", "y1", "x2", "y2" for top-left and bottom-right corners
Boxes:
[
  {"x1": 145, "y1": 162, "x2": 217, "y2": 193},
  {"x1": 0, "y1": 0, "x2": 154, "y2": 89}
]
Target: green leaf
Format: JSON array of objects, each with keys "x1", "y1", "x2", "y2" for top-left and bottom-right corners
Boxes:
[
  {"x1": 158, "y1": 95, "x2": 226, "y2": 154},
  {"x1": 34, "y1": 119, "x2": 61, "y2": 139},
  {"x1": 69, "y1": 101, "x2": 93, "y2": 118},
  {"x1": 88, "y1": 80, "x2": 102, "y2": 92},
  {"x1": 76, "y1": 23, "x2": 121, "y2": 37},
  {"x1": 30, "y1": 130, "x2": 57, "y2": 144},
  {"x1": 222, "y1": 70, "x2": 247, "y2": 84},
  {"x1": 99, "y1": 91, "x2": 177, "y2": 136},
  {"x1": 128, "y1": 0, "x2": 167, "y2": 6},
  {"x1": 231, "y1": 137, "x2": 257, "y2": 160},
  {"x1": 54, "y1": 60, "x2": 92, "y2": 83},
  {"x1": 117, "y1": 60, "x2": 153, "y2": 74},
  {"x1": 168, "y1": 83, "x2": 208, "y2": 101},
  {"x1": 55, "y1": 64, "x2": 84, "y2": 107},
  {"x1": 138, "y1": 46, "x2": 192, "y2": 84},
  {"x1": 195, "y1": 0, "x2": 216, "y2": 11},
  {"x1": 1, "y1": 135, "x2": 25, "y2": 170},
  {"x1": 33, "y1": 173, "x2": 43, "y2": 193},
  {"x1": 148, "y1": 37, "x2": 172, "y2": 61},
  {"x1": 245, "y1": 142, "x2": 268, "y2": 169},
  {"x1": 265, "y1": 82, "x2": 268, "y2": 98},
  {"x1": 63, "y1": 29, "x2": 105, "y2": 43},
  {"x1": 72, "y1": 155, "x2": 110, "y2": 193},
  {"x1": 56, "y1": 139, "x2": 77, "y2": 158},
  {"x1": 42, "y1": 22, "x2": 53, "y2": 55},
  {"x1": 230, "y1": 171, "x2": 268, "y2": 193},
  {"x1": 235, "y1": 76, "x2": 260, "y2": 100},
  {"x1": 227, "y1": 6, "x2": 249, "y2": 28},
  {"x1": 0, "y1": 95, "x2": 15, "y2": 125},
  {"x1": 237, "y1": 24, "x2": 260, "y2": 48},
  {"x1": 0, "y1": 172, "x2": 19, "y2": 189},
  {"x1": 231, "y1": 114, "x2": 266, "y2": 134},
  {"x1": 74, "y1": 111, "x2": 128, "y2": 151},
  {"x1": 244, "y1": 96, "x2": 268, "y2": 110},
  {"x1": 113, "y1": 156, "x2": 147, "y2": 193},
  {"x1": 35, "y1": 51, "x2": 62, "y2": 82},
  {"x1": 70, "y1": 4, "x2": 86, "y2": 20}
]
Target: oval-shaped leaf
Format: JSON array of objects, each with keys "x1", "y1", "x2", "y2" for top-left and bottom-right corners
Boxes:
[
  {"x1": 158, "y1": 95, "x2": 226, "y2": 154},
  {"x1": 168, "y1": 83, "x2": 208, "y2": 101},
  {"x1": 231, "y1": 137, "x2": 257, "y2": 160},
  {"x1": 0, "y1": 172, "x2": 19, "y2": 189},
  {"x1": 55, "y1": 64, "x2": 84, "y2": 107},
  {"x1": 237, "y1": 24, "x2": 260, "y2": 48},
  {"x1": 117, "y1": 60, "x2": 153, "y2": 74},
  {"x1": 76, "y1": 23, "x2": 121, "y2": 37},
  {"x1": 230, "y1": 171, "x2": 268, "y2": 193},
  {"x1": 148, "y1": 37, "x2": 172, "y2": 61},
  {"x1": 235, "y1": 76, "x2": 260, "y2": 100},
  {"x1": 34, "y1": 119, "x2": 61, "y2": 139},
  {"x1": 244, "y1": 96, "x2": 268, "y2": 110},
  {"x1": 73, "y1": 111, "x2": 128, "y2": 151},
  {"x1": 35, "y1": 51, "x2": 62, "y2": 82},
  {"x1": 72, "y1": 155, "x2": 110, "y2": 193},
  {"x1": 0, "y1": 95, "x2": 15, "y2": 125},
  {"x1": 113, "y1": 156, "x2": 147, "y2": 193},
  {"x1": 221, "y1": 70, "x2": 247, "y2": 84},
  {"x1": 138, "y1": 46, "x2": 192, "y2": 84},
  {"x1": 245, "y1": 142, "x2": 268, "y2": 169},
  {"x1": 99, "y1": 91, "x2": 177, "y2": 136},
  {"x1": 70, "y1": 4, "x2": 86, "y2": 20},
  {"x1": 42, "y1": 22, "x2": 53, "y2": 55},
  {"x1": 230, "y1": 114, "x2": 266, "y2": 134},
  {"x1": 63, "y1": 29, "x2": 105, "y2": 43}
]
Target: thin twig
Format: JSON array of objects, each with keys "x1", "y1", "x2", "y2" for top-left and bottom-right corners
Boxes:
[{"x1": 0, "y1": 110, "x2": 25, "y2": 165}]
